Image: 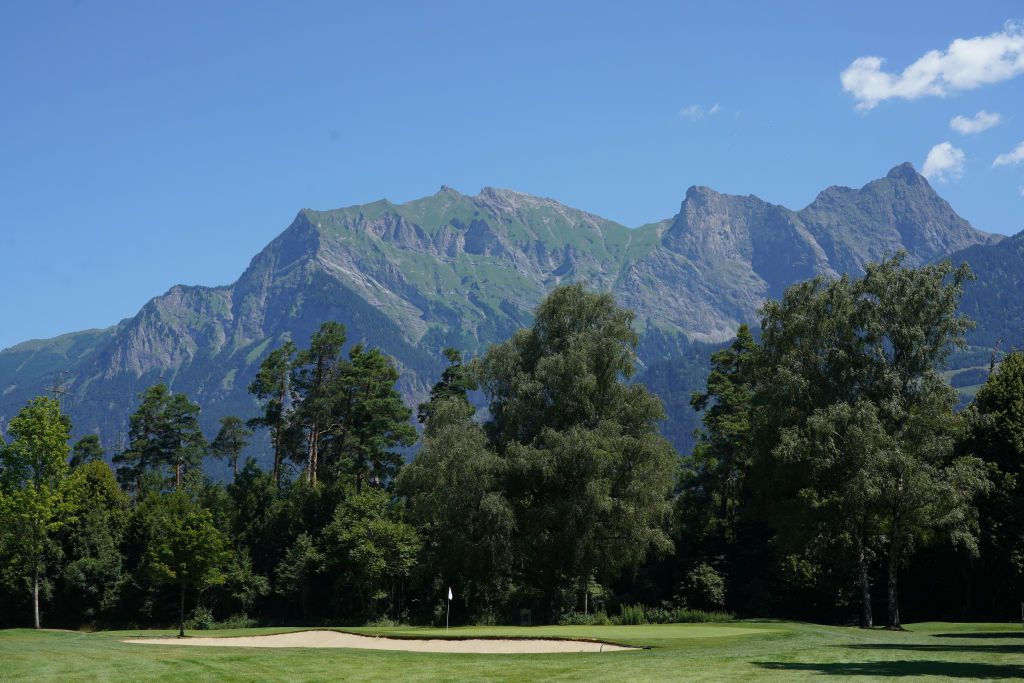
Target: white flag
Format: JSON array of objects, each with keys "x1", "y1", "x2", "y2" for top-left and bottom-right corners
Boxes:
[{"x1": 448, "y1": 587, "x2": 453, "y2": 600}]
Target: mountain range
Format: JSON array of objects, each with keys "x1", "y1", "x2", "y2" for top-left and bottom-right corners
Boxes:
[{"x1": 1, "y1": 163, "x2": 1018, "y2": 463}]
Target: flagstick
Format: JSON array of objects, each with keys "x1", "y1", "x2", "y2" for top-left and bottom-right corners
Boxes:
[{"x1": 446, "y1": 586, "x2": 453, "y2": 630}]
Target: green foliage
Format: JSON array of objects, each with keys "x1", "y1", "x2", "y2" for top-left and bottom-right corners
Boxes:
[
  {"x1": 956, "y1": 231, "x2": 1024, "y2": 348},
  {"x1": 139, "y1": 491, "x2": 230, "y2": 636},
  {"x1": 247, "y1": 340, "x2": 296, "y2": 486},
  {"x1": 217, "y1": 550, "x2": 269, "y2": 616},
  {"x1": 652, "y1": 607, "x2": 734, "y2": 623},
  {"x1": 398, "y1": 393, "x2": 513, "y2": 620},
  {"x1": 610, "y1": 603, "x2": 733, "y2": 625},
  {"x1": 274, "y1": 532, "x2": 323, "y2": 622},
  {"x1": 321, "y1": 488, "x2": 420, "y2": 619},
  {"x1": 214, "y1": 612, "x2": 257, "y2": 629},
  {"x1": 186, "y1": 606, "x2": 215, "y2": 630},
  {"x1": 559, "y1": 610, "x2": 611, "y2": 625},
  {"x1": 961, "y1": 351, "x2": 1024, "y2": 608},
  {"x1": 291, "y1": 322, "x2": 347, "y2": 485},
  {"x1": 58, "y1": 460, "x2": 129, "y2": 622},
  {"x1": 113, "y1": 385, "x2": 206, "y2": 496},
  {"x1": 4, "y1": 247, "x2": 1024, "y2": 632},
  {"x1": 476, "y1": 284, "x2": 678, "y2": 622},
  {"x1": 417, "y1": 348, "x2": 477, "y2": 424},
  {"x1": 678, "y1": 562, "x2": 727, "y2": 611},
  {"x1": 756, "y1": 254, "x2": 990, "y2": 628},
  {"x1": 679, "y1": 325, "x2": 757, "y2": 579},
  {"x1": 251, "y1": 322, "x2": 416, "y2": 489},
  {"x1": 618, "y1": 603, "x2": 647, "y2": 625},
  {"x1": 0, "y1": 396, "x2": 71, "y2": 628},
  {"x1": 320, "y1": 344, "x2": 416, "y2": 489},
  {"x1": 210, "y1": 416, "x2": 251, "y2": 481},
  {"x1": 69, "y1": 434, "x2": 104, "y2": 468}
]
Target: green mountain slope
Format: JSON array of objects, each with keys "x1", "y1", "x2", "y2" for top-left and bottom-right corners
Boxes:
[{"x1": 953, "y1": 230, "x2": 1024, "y2": 349}]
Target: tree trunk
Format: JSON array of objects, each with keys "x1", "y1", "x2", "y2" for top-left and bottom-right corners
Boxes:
[
  {"x1": 175, "y1": 461, "x2": 182, "y2": 490},
  {"x1": 273, "y1": 389, "x2": 285, "y2": 487},
  {"x1": 542, "y1": 572, "x2": 560, "y2": 625},
  {"x1": 272, "y1": 428, "x2": 281, "y2": 487},
  {"x1": 179, "y1": 584, "x2": 186, "y2": 637},
  {"x1": 887, "y1": 536, "x2": 901, "y2": 630},
  {"x1": 33, "y1": 567, "x2": 41, "y2": 629},
  {"x1": 301, "y1": 574, "x2": 309, "y2": 622},
  {"x1": 858, "y1": 543, "x2": 873, "y2": 629},
  {"x1": 308, "y1": 419, "x2": 319, "y2": 486},
  {"x1": 232, "y1": 455, "x2": 238, "y2": 482}
]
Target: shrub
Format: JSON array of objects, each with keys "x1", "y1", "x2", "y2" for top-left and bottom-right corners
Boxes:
[
  {"x1": 679, "y1": 563, "x2": 727, "y2": 611},
  {"x1": 559, "y1": 610, "x2": 611, "y2": 626},
  {"x1": 645, "y1": 606, "x2": 673, "y2": 624},
  {"x1": 472, "y1": 609, "x2": 500, "y2": 627},
  {"x1": 618, "y1": 603, "x2": 646, "y2": 625},
  {"x1": 565, "y1": 604, "x2": 733, "y2": 625},
  {"x1": 670, "y1": 608, "x2": 733, "y2": 623},
  {"x1": 186, "y1": 606, "x2": 215, "y2": 631},
  {"x1": 216, "y1": 613, "x2": 257, "y2": 629}
]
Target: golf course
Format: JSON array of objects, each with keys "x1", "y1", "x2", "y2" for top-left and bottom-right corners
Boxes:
[{"x1": 1, "y1": 620, "x2": 1022, "y2": 681}]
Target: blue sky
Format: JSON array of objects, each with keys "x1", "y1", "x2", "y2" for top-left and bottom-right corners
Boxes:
[{"x1": 1, "y1": 1, "x2": 1022, "y2": 350}]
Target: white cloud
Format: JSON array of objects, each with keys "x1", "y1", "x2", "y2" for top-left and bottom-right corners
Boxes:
[
  {"x1": 841, "y1": 22, "x2": 1024, "y2": 110},
  {"x1": 993, "y1": 140, "x2": 1024, "y2": 167},
  {"x1": 679, "y1": 103, "x2": 720, "y2": 120},
  {"x1": 922, "y1": 142, "x2": 966, "y2": 182},
  {"x1": 679, "y1": 105, "x2": 702, "y2": 120},
  {"x1": 950, "y1": 110, "x2": 1002, "y2": 134}
]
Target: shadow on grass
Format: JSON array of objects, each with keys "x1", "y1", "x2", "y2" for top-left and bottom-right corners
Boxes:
[
  {"x1": 932, "y1": 631, "x2": 1024, "y2": 639},
  {"x1": 756, "y1": 661, "x2": 1024, "y2": 678},
  {"x1": 846, "y1": 643, "x2": 1024, "y2": 655}
]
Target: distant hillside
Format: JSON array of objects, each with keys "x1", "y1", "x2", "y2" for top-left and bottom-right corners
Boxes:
[{"x1": 952, "y1": 230, "x2": 1024, "y2": 349}]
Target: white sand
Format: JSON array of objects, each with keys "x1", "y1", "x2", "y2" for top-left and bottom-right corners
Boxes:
[{"x1": 124, "y1": 630, "x2": 635, "y2": 653}]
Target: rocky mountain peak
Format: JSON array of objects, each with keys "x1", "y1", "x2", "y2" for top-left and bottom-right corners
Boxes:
[
  {"x1": 886, "y1": 161, "x2": 926, "y2": 185},
  {"x1": 476, "y1": 186, "x2": 540, "y2": 210},
  {"x1": 681, "y1": 185, "x2": 724, "y2": 206}
]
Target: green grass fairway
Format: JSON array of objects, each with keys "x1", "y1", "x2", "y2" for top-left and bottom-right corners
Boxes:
[{"x1": 1, "y1": 621, "x2": 1022, "y2": 681}]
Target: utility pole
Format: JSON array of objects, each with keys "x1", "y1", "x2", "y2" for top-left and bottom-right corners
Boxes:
[
  {"x1": 990, "y1": 337, "x2": 1003, "y2": 374},
  {"x1": 47, "y1": 371, "x2": 69, "y2": 412}
]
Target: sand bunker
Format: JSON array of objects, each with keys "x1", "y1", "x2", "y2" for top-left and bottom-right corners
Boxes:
[{"x1": 125, "y1": 630, "x2": 635, "y2": 654}]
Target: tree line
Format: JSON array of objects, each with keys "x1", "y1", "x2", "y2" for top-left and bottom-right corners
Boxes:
[{"x1": 1, "y1": 256, "x2": 1022, "y2": 631}]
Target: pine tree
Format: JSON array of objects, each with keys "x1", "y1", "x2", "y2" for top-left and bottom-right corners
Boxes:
[{"x1": 210, "y1": 416, "x2": 252, "y2": 482}]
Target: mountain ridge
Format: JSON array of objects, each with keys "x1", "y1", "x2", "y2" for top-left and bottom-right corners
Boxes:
[{"x1": 0, "y1": 163, "x2": 1007, "y2": 461}]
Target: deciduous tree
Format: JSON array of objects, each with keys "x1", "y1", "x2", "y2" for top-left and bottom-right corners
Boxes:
[
  {"x1": 141, "y1": 491, "x2": 229, "y2": 637},
  {"x1": 0, "y1": 396, "x2": 71, "y2": 628},
  {"x1": 477, "y1": 284, "x2": 677, "y2": 622}
]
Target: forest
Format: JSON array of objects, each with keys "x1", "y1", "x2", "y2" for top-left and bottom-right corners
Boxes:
[{"x1": 1, "y1": 255, "x2": 1021, "y2": 633}]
